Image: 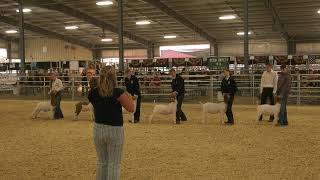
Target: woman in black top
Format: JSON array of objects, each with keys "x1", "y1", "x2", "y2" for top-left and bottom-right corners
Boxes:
[
  {"x1": 221, "y1": 69, "x2": 238, "y2": 125},
  {"x1": 88, "y1": 66, "x2": 134, "y2": 180}
]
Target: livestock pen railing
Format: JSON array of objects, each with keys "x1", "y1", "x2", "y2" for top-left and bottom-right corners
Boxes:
[{"x1": 0, "y1": 74, "x2": 320, "y2": 105}]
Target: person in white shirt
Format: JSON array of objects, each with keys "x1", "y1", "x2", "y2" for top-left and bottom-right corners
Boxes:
[
  {"x1": 259, "y1": 63, "x2": 278, "y2": 122},
  {"x1": 49, "y1": 73, "x2": 64, "y2": 120}
]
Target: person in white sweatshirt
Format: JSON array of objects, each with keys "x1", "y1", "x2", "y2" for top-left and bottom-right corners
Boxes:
[{"x1": 259, "y1": 63, "x2": 278, "y2": 122}]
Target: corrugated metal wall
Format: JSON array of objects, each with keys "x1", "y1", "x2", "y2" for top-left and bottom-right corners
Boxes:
[
  {"x1": 25, "y1": 38, "x2": 92, "y2": 62},
  {"x1": 218, "y1": 41, "x2": 287, "y2": 56},
  {"x1": 102, "y1": 49, "x2": 148, "y2": 58},
  {"x1": 296, "y1": 43, "x2": 320, "y2": 54}
]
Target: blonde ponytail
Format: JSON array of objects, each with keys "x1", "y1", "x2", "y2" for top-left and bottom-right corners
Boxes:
[{"x1": 98, "y1": 66, "x2": 117, "y2": 97}]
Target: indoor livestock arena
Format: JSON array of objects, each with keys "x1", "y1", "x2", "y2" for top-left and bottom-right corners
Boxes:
[{"x1": 0, "y1": 0, "x2": 319, "y2": 180}]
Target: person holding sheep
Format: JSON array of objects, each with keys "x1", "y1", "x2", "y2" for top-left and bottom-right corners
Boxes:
[
  {"x1": 170, "y1": 68, "x2": 187, "y2": 124},
  {"x1": 276, "y1": 64, "x2": 291, "y2": 126},
  {"x1": 48, "y1": 72, "x2": 64, "y2": 120},
  {"x1": 259, "y1": 63, "x2": 278, "y2": 122},
  {"x1": 124, "y1": 69, "x2": 141, "y2": 123},
  {"x1": 221, "y1": 69, "x2": 238, "y2": 125}
]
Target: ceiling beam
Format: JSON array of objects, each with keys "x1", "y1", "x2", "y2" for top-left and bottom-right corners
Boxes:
[
  {"x1": 140, "y1": 0, "x2": 217, "y2": 44},
  {"x1": 265, "y1": 0, "x2": 290, "y2": 40},
  {"x1": 94, "y1": 43, "x2": 145, "y2": 50},
  {"x1": 24, "y1": 0, "x2": 152, "y2": 46},
  {"x1": 0, "y1": 33, "x2": 19, "y2": 43},
  {"x1": 0, "y1": 15, "x2": 93, "y2": 48}
]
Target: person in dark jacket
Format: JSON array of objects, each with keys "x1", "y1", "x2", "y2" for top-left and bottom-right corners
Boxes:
[
  {"x1": 88, "y1": 66, "x2": 134, "y2": 180},
  {"x1": 124, "y1": 69, "x2": 141, "y2": 123},
  {"x1": 170, "y1": 69, "x2": 187, "y2": 124},
  {"x1": 276, "y1": 64, "x2": 291, "y2": 126},
  {"x1": 221, "y1": 69, "x2": 238, "y2": 125}
]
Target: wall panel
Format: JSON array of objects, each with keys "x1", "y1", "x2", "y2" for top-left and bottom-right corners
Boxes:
[{"x1": 25, "y1": 38, "x2": 92, "y2": 62}]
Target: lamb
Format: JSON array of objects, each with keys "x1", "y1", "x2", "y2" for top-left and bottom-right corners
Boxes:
[
  {"x1": 31, "y1": 101, "x2": 54, "y2": 119},
  {"x1": 122, "y1": 95, "x2": 138, "y2": 123},
  {"x1": 74, "y1": 102, "x2": 94, "y2": 121},
  {"x1": 256, "y1": 103, "x2": 280, "y2": 123},
  {"x1": 149, "y1": 99, "x2": 177, "y2": 124},
  {"x1": 201, "y1": 92, "x2": 228, "y2": 124}
]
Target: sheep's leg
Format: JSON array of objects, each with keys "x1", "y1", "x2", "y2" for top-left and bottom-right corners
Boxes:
[
  {"x1": 256, "y1": 112, "x2": 261, "y2": 122},
  {"x1": 220, "y1": 112, "x2": 224, "y2": 124},
  {"x1": 202, "y1": 107, "x2": 206, "y2": 124},
  {"x1": 149, "y1": 113, "x2": 154, "y2": 124},
  {"x1": 172, "y1": 113, "x2": 176, "y2": 124},
  {"x1": 31, "y1": 105, "x2": 38, "y2": 119}
]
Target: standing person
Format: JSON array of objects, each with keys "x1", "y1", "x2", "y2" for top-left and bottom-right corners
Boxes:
[
  {"x1": 88, "y1": 66, "x2": 134, "y2": 180},
  {"x1": 259, "y1": 63, "x2": 278, "y2": 122},
  {"x1": 124, "y1": 69, "x2": 141, "y2": 123},
  {"x1": 49, "y1": 73, "x2": 64, "y2": 120},
  {"x1": 221, "y1": 69, "x2": 238, "y2": 125},
  {"x1": 169, "y1": 69, "x2": 187, "y2": 124},
  {"x1": 276, "y1": 65, "x2": 291, "y2": 126}
]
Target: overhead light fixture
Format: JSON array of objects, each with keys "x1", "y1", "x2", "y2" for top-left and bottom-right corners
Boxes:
[
  {"x1": 65, "y1": 26, "x2": 79, "y2": 30},
  {"x1": 219, "y1": 15, "x2": 236, "y2": 20},
  {"x1": 136, "y1": 20, "x2": 151, "y2": 25},
  {"x1": 237, "y1": 31, "x2": 252, "y2": 36},
  {"x1": 96, "y1": 1, "x2": 113, "y2": 6},
  {"x1": 101, "y1": 38, "x2": 113, "y2": 42},
  {"x1": 16, "y1": 8, "x2": 32, "y2": 13},
  {"x1": 318, "y1": 9, "x2": 320, "y2": 14},
  {"x1": 164, "y1": 35, "x2": 177, "y2": 39},
  {"x1": 5, "y1": 30, "x2": 18, "y2": 34}
]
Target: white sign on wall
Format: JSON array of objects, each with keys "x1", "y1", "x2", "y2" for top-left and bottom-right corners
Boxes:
[{"x1": 69, "y1": 61, "x2": 79, "y2": 70}]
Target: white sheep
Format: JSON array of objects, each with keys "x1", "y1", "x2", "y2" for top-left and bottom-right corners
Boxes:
[
  {"x1": 149, "y1": 99, "x2": 177, "y2": 124},
  {"x1": 256, "y1": 103, "x2": 280, "y2": 123},
  {"x1": 31, "y1": 101, "x2": 54, "y2": 119},
  {"x1": 201, "y1": 102, "x2": 227, "y2": 124},
  {"x1": 122, "y1": 96, "x2": 137, "y2": 123},
  {"x1": 201, "y1": 91, "x2": 228, "y2": 124},
  {"x1": 74, "y1": 102, "x2": 94, "y2": 121}
]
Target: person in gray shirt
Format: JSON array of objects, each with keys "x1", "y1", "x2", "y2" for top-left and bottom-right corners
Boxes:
[{"x1": 276, "y1": 64, "x2": 291, "y2": 126}]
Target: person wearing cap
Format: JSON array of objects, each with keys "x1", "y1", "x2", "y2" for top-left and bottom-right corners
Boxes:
[
  {"x1": 259, "y1": 63, "x2": 278, "y2": 122},
  {"x1": 169, "y1": 68, "x2": 187, "y2": 124},
  {"x1": 276, "y1": 64, "x2": 291, "y2": 126}
]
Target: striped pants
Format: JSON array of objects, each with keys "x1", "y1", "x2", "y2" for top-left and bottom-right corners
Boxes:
[{"x1": 93, "y1": 123, "x2": 124, "y2": 180}]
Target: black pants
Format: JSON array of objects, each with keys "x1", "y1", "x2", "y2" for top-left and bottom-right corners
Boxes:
[
  {"x1": 134, "y1": 95, "x2": 141, "y2": 122},
  {"x1": 225, "y1": 94, "x2": 234, "y2": 123},
  {"x1": 54, "y1": 91, "x2": 64, "y2": 119},
  {"x1": 176, "y1": 94, "x2": 187, "y2": 122},
  {"x1": 260, "y1": 87, "x2": 275, "y2": 120}
]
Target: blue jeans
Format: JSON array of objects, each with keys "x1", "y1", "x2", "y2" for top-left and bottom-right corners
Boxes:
[{"x1": 278, "y1": 95, "x2": 288, "y2": 125}]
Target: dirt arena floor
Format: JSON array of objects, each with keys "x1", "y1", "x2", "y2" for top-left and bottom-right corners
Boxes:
[{"x1": 0, "y1": 100, "x2": 319, "y2": 180}]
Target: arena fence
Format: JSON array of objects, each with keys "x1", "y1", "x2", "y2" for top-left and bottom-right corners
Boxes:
[{"x1": 0, "y1": 74, "x2": 319, "y2": 105}]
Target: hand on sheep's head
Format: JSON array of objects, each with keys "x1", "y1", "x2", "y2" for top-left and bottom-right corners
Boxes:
[{"x1": 170, "y1": 92, "x2": 177, "y2": 98}]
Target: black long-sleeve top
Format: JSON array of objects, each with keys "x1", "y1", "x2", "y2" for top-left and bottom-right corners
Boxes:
[
  {"x1": 124, "y1": 75, "x2": 141, "y2": 96},
  {"x1": 221, "y1": 76, "x2": 238, "y2": 95},
  {"x1": 171, "y1": 74, "x2": 185, "y2": 94},
  {"x1": 88, "y1": 87, "x2": 124, "y2": 126}
]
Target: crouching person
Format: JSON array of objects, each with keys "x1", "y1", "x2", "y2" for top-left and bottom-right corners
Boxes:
[
  {"x1": 276, "y1": 65, "x2": 291, "y2": 126},
  {"x1": 49, "y1": 73, "x2": 64, "y2": 120},
  {"x1": 88, "y1": 66, "x2": 134, "y2": 180}
]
